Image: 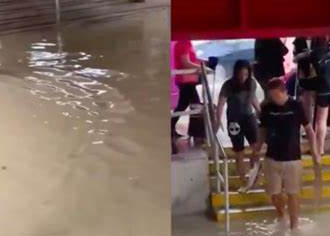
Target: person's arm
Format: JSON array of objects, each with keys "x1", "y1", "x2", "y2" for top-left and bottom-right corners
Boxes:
[
  {"x1": 251, "y1": 80, "x2": 261, "y2": 115},
  {"x1": 254, "y1": 105, "x2": 268, "y2": 159},
  {"x1": 298, "y1": 101, "x2": 321, "y2": 165},
  {"x1": 252, "y1": 97, "x2": 261, "y2": 115},
  {"x1": 217, "y1": 96, "x2": 227, "y2": 131},
  {"x1": 293, "y1": 51, "x2": 311, "y2": 63},
  {"x1": 181, "y1": 54, "x2": 214, "y2": 73},
  {"x1": 304, "y1": 124, "x2": 321, "y2": 164},
  {"x1": 255, "y1": 127, "x2": 266, "y2": 155},
  {"x1": 181, "y1": 54, "x2": 201, "y2": 69}
]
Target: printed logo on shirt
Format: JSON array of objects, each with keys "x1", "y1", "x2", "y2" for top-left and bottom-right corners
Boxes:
[
  {"x1": 269, "y1": 111, "x2": 294, "y2": 116},
  {"x1": 228, "y1": 122, "x2": 241, "y2": 136}
]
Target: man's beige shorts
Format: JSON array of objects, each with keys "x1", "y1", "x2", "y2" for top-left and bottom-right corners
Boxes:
[{"x1": 264, "y1": 158, "x2": 302, "y2": 195}]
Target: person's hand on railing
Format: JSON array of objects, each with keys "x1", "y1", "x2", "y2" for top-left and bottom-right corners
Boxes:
[
  {"x1": 215, "y1": 119, "x2": 225, "y2": 132},
  {"x1": 205, "y1": 67, "x2": 214, "y2": 74}
]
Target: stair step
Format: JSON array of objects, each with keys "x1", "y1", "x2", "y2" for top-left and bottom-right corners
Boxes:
[
  {"x1": 214, "y1": 204, "x2": 330, "y2": 222},
  {"x1": 209, "y1": 155, "x2": 330, "y2": 175},
  {"x1": 211, "y1": 185, "x2": 330, "y2": 208},
  {"x1": 209, "y1": 167, "x2": 330, "y2": 191},
  {"x1": 209, "y1": 142, "x2": 312, "y2": 160}
]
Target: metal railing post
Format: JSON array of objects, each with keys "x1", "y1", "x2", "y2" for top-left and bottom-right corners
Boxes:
[
  {"x1": 201, "y1": 63, "x2": 230, "y2": 233},
  {"x1": 202, "y1": 89, "x2": 212, "y2": 147},
  {"x1": 55, "y1": 0, "x2": 61, "y2": 25}
]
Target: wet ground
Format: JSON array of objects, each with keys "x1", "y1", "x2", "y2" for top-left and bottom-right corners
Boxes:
[
  {"x1": 172, "y1": 211, "x2": 330, "y2": 236},
  {"x1": 0, "y1": 5, "x2": 170, "y2": 236}
]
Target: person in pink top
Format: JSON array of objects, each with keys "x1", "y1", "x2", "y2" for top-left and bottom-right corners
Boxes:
[{"x1": 171, "y1": 40, "x2": 210, "y2": 137}]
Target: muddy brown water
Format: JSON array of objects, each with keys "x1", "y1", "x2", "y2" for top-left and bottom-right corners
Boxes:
[{"x1": 0, "y1": 7, "x2": 170, "y2": 236}]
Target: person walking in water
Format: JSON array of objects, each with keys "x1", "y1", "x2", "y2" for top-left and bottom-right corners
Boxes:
[
  {"x1": 255, "y1": 79, "x2": 320, "y2": 230},
  {"x1": 217, "y1": 60, "x2": 261, "y2": 192}
]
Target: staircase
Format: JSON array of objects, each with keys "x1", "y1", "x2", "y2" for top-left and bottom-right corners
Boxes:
[{"x1": 208, "y1": 146, "x2": 330, "y2": 222}]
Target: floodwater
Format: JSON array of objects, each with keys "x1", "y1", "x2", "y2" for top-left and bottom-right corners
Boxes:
[
  {"x1": 0, "y1": 6, "x2": 170, "y2": 236},
  {"x1": 172, "y1": 212, "x2": 330, "y2": 236}
]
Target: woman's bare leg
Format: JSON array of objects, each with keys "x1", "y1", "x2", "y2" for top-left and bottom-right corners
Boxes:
[
  {"x1": 315, "y1": 106, "x2": 329, "y2": 155},
  {"x1": 301, "y1": 91, "x2": 315, "y2": 123},
  {"x1": 235, "y1": 151, "x2": 246, "y2": 186},
  {"x1": 250, "y1": 143, "x2": 258, "y2": 167}
]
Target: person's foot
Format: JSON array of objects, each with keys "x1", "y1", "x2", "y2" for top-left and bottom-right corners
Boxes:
[
  {"x1": 290, "y1": 219, "x2": 299, "y2": 231},
  {"x1": 274, "y1": 216, "x2": 287, "y2": 229},
  {"x1": 237, "y1": 185, "x2": 249, "y2": 193},
  {"x1": 245, "y1": 161, "x2": 261, "y2": 191}
]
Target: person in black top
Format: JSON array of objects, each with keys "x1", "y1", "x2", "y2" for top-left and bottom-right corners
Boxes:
[
  {"x1": 293, "y1": 37, "x2": 318, "y2": 123},
  {"x1": 217, "y1": 60, "x2": 260, "y2": 191},
  {"x1": 293, "y1": 36, "x2": 329, "y2": 126},
  {"x1": 294, "y1": 36, "x2": 330, "y2": 155},
  {"x1": 314, "y1": 37, "x2": 330, "y2": 155},
  {"x1": 254, "y1": 38, "x2": 289, "y2": 95},
  {"x1": 255, "y1": 78, "x2": 320, "y2": 230}
]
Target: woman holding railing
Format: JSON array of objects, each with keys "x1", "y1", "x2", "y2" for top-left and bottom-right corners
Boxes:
[{"x1": 217, "y1": 60, "x2": 261, "y2": 192}]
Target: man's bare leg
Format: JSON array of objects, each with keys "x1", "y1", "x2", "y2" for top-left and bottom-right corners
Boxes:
[
  {"x1": 271, "y1": 194, "x2": 285, "y2": 220},
  {"x1": 287, "y1": 194, "x2": 300, "y2": 230}
]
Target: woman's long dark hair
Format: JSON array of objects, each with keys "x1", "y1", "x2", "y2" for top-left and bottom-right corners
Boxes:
[{"x1": 231, "y1": 59, "x2": 253, "y2": 92}]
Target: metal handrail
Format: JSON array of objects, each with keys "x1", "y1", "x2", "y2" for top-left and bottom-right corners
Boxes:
[
  {"x1": 55, "y1": 0, "x2": 61, "y2": 24},
  {"x1": 171, "y1": 108, "x2": 203, "y2": 118},
  {"x1": 200, "y1": 63, "x2": 230, "y2": 233}
]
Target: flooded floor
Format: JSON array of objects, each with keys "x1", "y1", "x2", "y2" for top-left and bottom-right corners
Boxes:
[
  {"x1": 0, "y1": 6, "x2": 170, "y2": 236},
  {"x1": 173, "y1": 211, "x2": 330, "y2": 236}
]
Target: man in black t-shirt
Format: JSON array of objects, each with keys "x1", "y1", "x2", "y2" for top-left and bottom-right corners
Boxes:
[{"x1": 255, "y1": 79, "x2": 320, "y2": 230}]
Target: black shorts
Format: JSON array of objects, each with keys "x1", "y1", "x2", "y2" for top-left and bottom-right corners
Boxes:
[
  {"x1": 299, "y1": 78, "x2": 319, "y2": 91},
  {"x1": 316, "y1": 93, "x2": 330, "y2": 107},
  {"x1": 227, "y1": 114, "x2": 258, "y2": 152}
]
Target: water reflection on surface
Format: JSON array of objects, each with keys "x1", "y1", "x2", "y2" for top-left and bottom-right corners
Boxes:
[
  {"x1": 0, "y1": 8, "x2": 169, "y2": 236},
  {"x1": 173, "y1": 213, "x2": 330, "y2": 236}
]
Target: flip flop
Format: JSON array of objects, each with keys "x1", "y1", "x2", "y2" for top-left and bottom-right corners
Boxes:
[{"x1": 245, "y1": 161, "x2": 261, "y2": 191}]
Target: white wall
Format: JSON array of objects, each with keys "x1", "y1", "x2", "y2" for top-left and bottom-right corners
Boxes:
[{"x1": 171, "y1": 150, "x2": 210, "y2": 216}]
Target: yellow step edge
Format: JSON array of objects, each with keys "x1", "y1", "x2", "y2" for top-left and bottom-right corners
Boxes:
[{"x1": 211, "y1": 186, "x2": 330, "y2": 208}]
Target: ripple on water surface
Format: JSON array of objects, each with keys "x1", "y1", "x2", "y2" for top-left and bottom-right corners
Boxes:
[{"x1": 19, "y1": 38, "x2": 134, "y2": 145}]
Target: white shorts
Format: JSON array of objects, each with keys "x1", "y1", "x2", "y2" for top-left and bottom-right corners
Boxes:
[{"x1": 264, "y1": 158, "x2": 302, "y2": 195}]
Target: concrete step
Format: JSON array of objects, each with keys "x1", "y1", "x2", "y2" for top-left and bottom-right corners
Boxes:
[
  {"x1": 209, "y1": 167, "x2": 330, "y2": 191},
  {"x1": 209, "y1": 155, "x2": 330, "y2": 176},
  {"x1": 214, "y1": 203, "x2": 330, "y2": 222},
  {"x1": 206, "y1": 142, "x2": 313, "y2": 160},
  {"x1": 211, "y1": 185, "x2": 330, "y2": 208}
]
